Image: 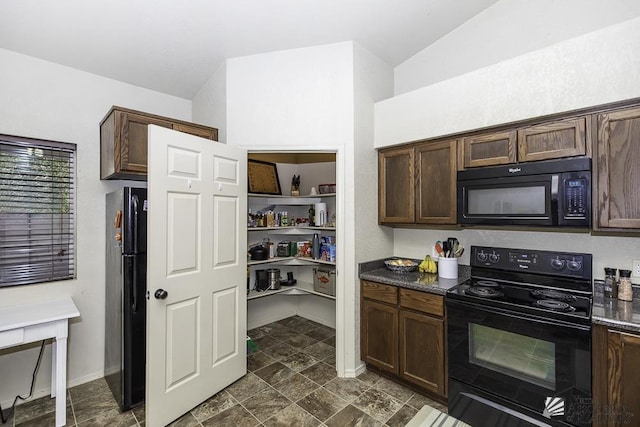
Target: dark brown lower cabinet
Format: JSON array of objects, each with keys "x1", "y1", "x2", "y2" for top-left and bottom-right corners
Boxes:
[
  {"x1": 360, "y1": 280, "x2": 446, "y2": 400},
  {"x1": 361, "y1": 298, "x2": 398, "y2": 374},
  {"x1": 592, "y1": 324, "x2": 640, "y2": 426},
  {"x1": 399, "y1": 310, "x2": 445, "y2": 394}
]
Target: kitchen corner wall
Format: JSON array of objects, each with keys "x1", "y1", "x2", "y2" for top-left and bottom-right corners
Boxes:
[
  {"x1": 192, "y1": 41, "x2": 393, "y2": 377},
  {"x1": 394, "y1": 0, "x2": 640, "y2": 97},
  {"x1": 0, "y1": 48, "x2": 192, "y2": 407},
  {"x1": 377, "y1": 15, "x2": 640, "y2": 280},
  {"x1": 376, "y1": 16, "x2": 640, "y2": 148}
]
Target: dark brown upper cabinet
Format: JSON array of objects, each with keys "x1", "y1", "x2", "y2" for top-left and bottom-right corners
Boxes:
[
  {"x1": 379, "y1": 140, "x2": 457, "y2": 225},
  {"x1": 595, "y1": 106, "x2": 640, "y2": 230},
  {"x1": 461, "y1": 130, "x2": 516, "y2": 168},
  {"x1": 416, "y1": 139, "x2": 457, "y2": 224},
  {"x1": 518, "y1": 117, "x2": 587, "y2": 162},
  {"x1": 378, "y1": 147, "x2": 415, "y2": 223},
  {"x1": 100, "y1": 106, "x2": 218, "y2": 180},
  {"x1": 459, "y1": 117, "x2": 588, "y2": 169}
]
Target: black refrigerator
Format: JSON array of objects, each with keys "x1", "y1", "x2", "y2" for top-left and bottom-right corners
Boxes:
[{"x1": 105, "y1": 187, "x2": 147, "y2": 411}]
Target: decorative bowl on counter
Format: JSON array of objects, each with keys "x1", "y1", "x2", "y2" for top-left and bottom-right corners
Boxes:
[{"x1": 384, "y1": 258, "x2": 418, "y2": 273}]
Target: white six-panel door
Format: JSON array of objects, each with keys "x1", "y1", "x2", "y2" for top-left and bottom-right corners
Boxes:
[{"x1": 146, "y1": 125, "x2": 247, "y2": 427}]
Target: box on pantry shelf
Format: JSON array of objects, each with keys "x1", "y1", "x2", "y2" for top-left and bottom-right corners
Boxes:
[
  {"x1": 297, "y1": 241, "x2": 312, "y2": 257},
  {"x1": 313, "y1": 267, "x2": 336, "y2": 296},
  {"x1": 320, "y1": 236, "x2": 336, "y2": 262}
]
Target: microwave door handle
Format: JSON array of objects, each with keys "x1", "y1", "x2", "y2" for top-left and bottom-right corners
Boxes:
[{"x1": 550, "y1": 175, "x2": 559, "y2": 225}]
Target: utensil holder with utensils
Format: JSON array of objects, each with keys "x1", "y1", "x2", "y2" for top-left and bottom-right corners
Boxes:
[{"x1": 438, "y1": 257, "x2": 458, "y2": 279}]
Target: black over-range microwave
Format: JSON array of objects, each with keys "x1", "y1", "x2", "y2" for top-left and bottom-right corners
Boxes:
[{"x1": 457, "y1": 157, "x2": 591, "y2": 228}]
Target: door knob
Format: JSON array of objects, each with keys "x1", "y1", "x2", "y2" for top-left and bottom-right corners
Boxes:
[{"x1": 154, "y1": 289, "x2": 168, "y2": 300}]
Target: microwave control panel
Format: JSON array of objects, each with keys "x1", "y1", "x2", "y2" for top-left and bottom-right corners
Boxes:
[{"x1": 563, "y1": 178, "x2": 587, "y2": 217}]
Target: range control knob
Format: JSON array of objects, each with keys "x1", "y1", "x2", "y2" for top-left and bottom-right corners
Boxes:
[
  {"x1": 488, "y1": 253, "x2": 500, "y2": 263},
  {"x1": 567, "y1": 259, "x2": 582, "y2": 271},
  {"x1": 477, "y1": 252, "x2": 488, "y2": 262},
  {"x1": 551, "y1": 257, "x2": 565, "y2": 270}
]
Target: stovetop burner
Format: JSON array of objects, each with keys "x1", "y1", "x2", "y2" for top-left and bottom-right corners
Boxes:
[
  {"x1": 534, "y1": 299, "x2": 576, "y2": 312},
  {"x1": 465, "y1": 286, "x2": 504, "y2": 298},
  {"x1": 475, "y1": 280, "x2": 501, "y2": 288},
  {"x1": 530, "y1": 289, "x2": 577, "y2": 303}
]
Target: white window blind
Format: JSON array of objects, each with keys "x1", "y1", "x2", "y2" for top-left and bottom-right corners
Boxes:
[{"x1": 0, "y1": 135, "x2": 76, "y2": 287}]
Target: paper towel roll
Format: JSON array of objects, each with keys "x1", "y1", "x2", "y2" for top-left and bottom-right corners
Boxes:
[{"x1": 314, "y1": 203, "x2": 327, "y2": 226}]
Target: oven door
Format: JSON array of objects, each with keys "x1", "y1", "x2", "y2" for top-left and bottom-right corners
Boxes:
[
  {"x1": 457, "y1": 174, "x2": 555, "y2": 226},
  {"x1": 447, "y1": 298, "x2": 591, "y2": 426}
]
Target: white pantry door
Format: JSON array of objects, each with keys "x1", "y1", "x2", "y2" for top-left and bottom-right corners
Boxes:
[{"x1": 146, "y1": 125, "x2": 247, "y2": 427}]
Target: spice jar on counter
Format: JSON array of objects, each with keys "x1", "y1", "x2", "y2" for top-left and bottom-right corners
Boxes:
[
  {"x1": 618, "y1": 269, "x2": 633, "y2": 301},
  {"x1": 604, "y1": 267, "x2": 618, "y2": 298}
]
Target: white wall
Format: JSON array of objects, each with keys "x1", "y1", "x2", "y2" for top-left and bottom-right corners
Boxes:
[
  {"x1": 394, "y1": 0, "x2": 640, "y2": 95},
  {"x1": 0, "y1": 48, "x2": 191, "y2": 406},
  {"x1": 226, "y1": 42, "x2": 354, "y2": 147},
  {"x1": 376, "y1": 16, "x2": 640, "y2": 148},
  {"x1": 192, "y1": 62, "x2": 227, "y2": 143},
  {"x1": 352, "y1": 43, "x2": 394, "y2": 373}
]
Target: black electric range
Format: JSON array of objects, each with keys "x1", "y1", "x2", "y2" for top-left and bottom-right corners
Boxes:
[{"x1": 447, "y1": 246, "x2": 593, "y2": 325}]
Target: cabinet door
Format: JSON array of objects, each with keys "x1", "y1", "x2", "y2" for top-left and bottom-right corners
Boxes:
[
  {"x1": 518, "y1": 117, "x2": 587, "y2": 162},
  {"x1": 399, "y1": 310, "x2": 445, "y2": 396},
  {"x1": 596, "y1": 107, "x2": 640, "y2": 229},
  {"x1": 118, "y1": 111, "x2": 172, "y2": 176},
  {"x1": 594, "y1": 325, "x2": 640, "y2": 426},
  {"x1": 416, "y1": 139, "x2": 457, "y2": 224},
  {"x1": 361, "y1": 298, "x2": 398, "y2": 374},
  {"x1": 378, "y1": 148, "x2": 415, "y2": 223},
  {"x1": 461, "y1": 130, "x2": 516, "y2": 168}
]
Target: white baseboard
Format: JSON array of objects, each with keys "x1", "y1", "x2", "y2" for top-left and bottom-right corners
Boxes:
[{"x1": 342, "y1": 361, "x2": 366, "y2": 378}]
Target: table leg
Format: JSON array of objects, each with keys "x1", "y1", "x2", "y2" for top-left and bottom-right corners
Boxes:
[
  {"x1": 51, "y1": 340, "x2": 57, "y2": 398},
  {"x1": 55, "y1": 321, "x2": 68, "y2": 427}
]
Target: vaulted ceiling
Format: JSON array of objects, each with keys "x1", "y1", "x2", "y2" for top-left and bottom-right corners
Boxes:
[{"x1": 0, "y1": 0, "x2": 498, "y2": 98}]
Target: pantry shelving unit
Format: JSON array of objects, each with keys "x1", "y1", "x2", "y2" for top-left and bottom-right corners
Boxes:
[{"x1": 247, "y1": 192, "x2": 336, "y2": 301}]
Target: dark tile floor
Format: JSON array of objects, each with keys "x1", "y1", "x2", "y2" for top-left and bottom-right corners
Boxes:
[{"x1": 8, "y1": 315, "x2": 446, "y2": 426}]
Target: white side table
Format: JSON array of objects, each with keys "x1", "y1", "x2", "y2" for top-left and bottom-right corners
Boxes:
[{"x1": 0, "y1": 297, "x2": 80, "y2": 427}]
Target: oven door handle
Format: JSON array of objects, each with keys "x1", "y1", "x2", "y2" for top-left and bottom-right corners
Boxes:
[
  {"x1": 460, "y1": 392, "x2": 553, "y2": 427},
  {"x1": 446, "y1": 298, "x2": 591, "y2": 332},
  {"x1": 550, "y1": 174, "x2": 559, "y2": 225}
]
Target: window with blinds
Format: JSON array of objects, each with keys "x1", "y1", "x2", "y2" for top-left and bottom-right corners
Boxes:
[{"x1": 0, "y1": 134, "x2": 76, "y2": 287}]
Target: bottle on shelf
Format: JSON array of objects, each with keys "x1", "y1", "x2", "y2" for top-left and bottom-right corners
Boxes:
[{"x1": 312, "y1": 233, "x2": 320, "y2": 259}]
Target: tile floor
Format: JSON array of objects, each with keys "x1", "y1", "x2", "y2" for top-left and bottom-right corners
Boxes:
[{"x1": 7, "y1": 315, "x2": 446, "y2": 426}]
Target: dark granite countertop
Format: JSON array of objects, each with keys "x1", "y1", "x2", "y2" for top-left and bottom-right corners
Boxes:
[
  {"x1": 592, "y1": 280, "x2": 640, "y2": 333},
  {"x1": 359, "y1": 258, "x2": 470, "y2": 296}
]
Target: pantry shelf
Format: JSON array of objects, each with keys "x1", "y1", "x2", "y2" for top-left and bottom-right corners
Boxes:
[{"x1": 247, "y1": 280, "x2": 336, "y2": 301}]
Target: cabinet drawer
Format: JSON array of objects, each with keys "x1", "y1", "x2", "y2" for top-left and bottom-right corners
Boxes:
[
  {"x1": 362, "y1": 281, "x2": 398, "y2": 305},
  {"x1": 400, "y1": 288, "x2": 443, "y2": 317}
]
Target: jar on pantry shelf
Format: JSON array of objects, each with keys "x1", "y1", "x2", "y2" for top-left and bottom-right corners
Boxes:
[
  {"x1": 603, "y1": 267, "x2": 618, "y2": 298},
  {"x1": 618, "y1": 269, "x2": 633, "y2": 302}
]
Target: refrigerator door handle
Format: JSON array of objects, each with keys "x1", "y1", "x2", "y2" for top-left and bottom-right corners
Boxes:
[
  {"x1": 132, "y1": 195, "x2": 139, "y2": 254},
  {"x1": 124, "y1": 255, "x2": 138, "y2": 314},
  {"x1": 131, "y1": 254, "x2": 138, "y2": 313}
]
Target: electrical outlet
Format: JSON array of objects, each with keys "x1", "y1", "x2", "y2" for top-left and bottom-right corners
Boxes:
[{"x1": 633, "y1": 259, "x2": 640, "y2": 278}]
